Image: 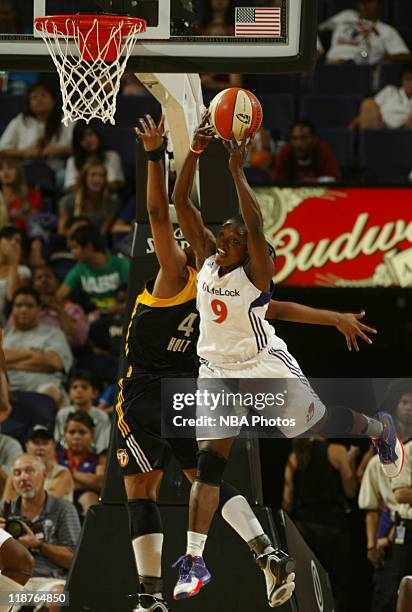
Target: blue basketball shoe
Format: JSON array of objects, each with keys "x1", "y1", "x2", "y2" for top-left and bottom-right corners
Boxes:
[
  {"x1": 172, "y1": 554, "x2": 211, "y2": 600},
  {"x1": 372, "y1": 412, "x2": 404, "y2": 478}
]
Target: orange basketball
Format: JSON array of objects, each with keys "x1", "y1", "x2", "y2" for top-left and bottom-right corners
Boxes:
[{"x1": 209, "y1": 87, "x2": 263, "y2": 141}]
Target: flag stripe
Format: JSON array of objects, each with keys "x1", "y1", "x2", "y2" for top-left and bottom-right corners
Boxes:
[{"x1": 235, "y1": 6, "x2": 282, "y2": 38}]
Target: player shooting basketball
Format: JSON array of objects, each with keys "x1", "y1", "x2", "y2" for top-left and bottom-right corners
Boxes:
[
  {"x1": 171, "y1": 112, "x2": 404, "y2": 604},
  {"x1": 116, "y1": 115, "x2": 296, "y2": 612}
]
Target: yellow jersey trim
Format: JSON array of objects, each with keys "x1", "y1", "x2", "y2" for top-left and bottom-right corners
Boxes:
[{"x1": 137, "y1": 267, "x2": 197, "y2": 308}]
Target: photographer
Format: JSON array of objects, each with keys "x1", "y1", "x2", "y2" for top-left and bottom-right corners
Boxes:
[{"x1": 1, "y1": 454, "x2": 81, "y2": 610}]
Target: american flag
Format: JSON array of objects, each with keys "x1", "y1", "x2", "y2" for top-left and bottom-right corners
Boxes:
[{"x1": 235, "y1": 6, "x2": 282, "y2": 37}]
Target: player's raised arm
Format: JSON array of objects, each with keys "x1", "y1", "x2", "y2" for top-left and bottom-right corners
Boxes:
[
  {"x1": 172, "y1": 115, "x2": 216, "y2": 268},
  {"x1": 135, "y1": 115, "x2": 188, "y2": 294},
  {"x1": 224, "y1": 139, "x2": 273, "y2": 291},
  {"x1": 266, "y1": 301, "x2": 377, "y2": 352}
]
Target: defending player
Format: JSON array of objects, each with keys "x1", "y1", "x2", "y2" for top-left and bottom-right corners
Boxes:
[
  {"x1": 171, "y1": 115, "x2": 404, "y2": 601},
  {"x1": 117, "y1": 116, "x2": 297, "y2": 612}
]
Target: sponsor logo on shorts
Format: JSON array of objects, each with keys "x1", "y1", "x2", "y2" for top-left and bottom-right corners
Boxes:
[
  {"x1": 306, "y1": 402, "x2": 315, "y2": 423},
  {"x1": 117, "y1": 449, "x2": 129, "y2": 468}
]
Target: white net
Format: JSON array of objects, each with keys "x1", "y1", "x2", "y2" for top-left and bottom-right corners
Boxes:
[{"x1": 35, "y1": 16, "x2": 145, "y2": 126}]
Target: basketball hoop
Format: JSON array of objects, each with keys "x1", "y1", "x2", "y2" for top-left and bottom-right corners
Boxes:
[{"x1": 34, "y1": 14, "x2": 146, "y2": 125}]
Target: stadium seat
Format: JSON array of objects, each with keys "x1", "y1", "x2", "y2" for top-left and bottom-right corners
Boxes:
[
  {"x1": 114, "y1": 95, "x2": 161, "y2": 127},
  {"x1": 378, "y1": 64, "x2": 403, "y2": 90},
  {"x1": 24, "y1": 161, "x2": 56, "y2": 195},
  {"x1": 312, "y1": 64, "x2": 373, "y2": 96},
  {"x1": 317, "y1": 127, "x2": 354, "y2": 173},
  {"x1": 0, "y1": 94, "x2": 25, "y2": 128},
  {"x1": 98, "y1": 126, "x2": 137, "y2": 171},
  {"x1": 300, "y1": 94, "x2": 361, "y2": 128},
  {"x1": 359, "y1": 129, "x2": 412, "y2": 183},
  {"x1": 393, "y1": 1, "x2": 412, "y2": 30},
  {"x1": 243, "y1": 74, "x2": 302, "y2": 96},
  {"x1": 258, "y1": 94, "x2": 296, "y2": 137}
]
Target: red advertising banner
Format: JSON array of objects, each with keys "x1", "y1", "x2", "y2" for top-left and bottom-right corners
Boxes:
[{"x1": 257, "y1": 187, "x2": 412, "y2": 287}]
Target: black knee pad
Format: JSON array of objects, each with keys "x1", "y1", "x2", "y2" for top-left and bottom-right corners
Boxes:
[
  {"x1": 317, "y1": 405, "x2": 355, "y2": 436},
  {"x1": 196, "y1": 449, "x2": 227, "y2": 486},
  {"x1": 218, "y1": 481, "x2": 241, "y2": 513},
  {"x1": 128, "y1": 499, "x2": 163, "y2": 540}
]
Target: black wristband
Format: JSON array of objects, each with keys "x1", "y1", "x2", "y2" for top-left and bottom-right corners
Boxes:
[{"x1": 145, "y1": 140, "x2": 166, "y2": 162}]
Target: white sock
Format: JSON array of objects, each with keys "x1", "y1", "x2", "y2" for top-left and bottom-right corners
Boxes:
[
  {"x1": 221, "y1": 495, "x2": 267, "y2": 543},
  {"x1": 132, "y1": 533, "x2": 163, "y2": 597},
  {"x1": 186, "y1": 531, "x2": 207, "y2": 557}
]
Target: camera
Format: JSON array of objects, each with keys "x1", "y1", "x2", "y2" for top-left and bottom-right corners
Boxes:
[{"x1": 5, "y1": 515, "x2": 43, "y2": 539}]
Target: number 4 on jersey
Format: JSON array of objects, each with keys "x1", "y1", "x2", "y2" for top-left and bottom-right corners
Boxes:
[{"x1": 177, "y1": 312, "x2": 199, "y2": 337}]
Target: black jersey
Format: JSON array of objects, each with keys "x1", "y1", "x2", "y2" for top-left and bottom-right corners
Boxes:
[{"x1": 124, "y1": 266, "x2": 199, "y2": 376}]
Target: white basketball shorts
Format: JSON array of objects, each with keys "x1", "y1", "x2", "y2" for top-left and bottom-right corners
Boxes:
[{"x1": 197, "y1": 342, "x2": 326, "y2": 440}]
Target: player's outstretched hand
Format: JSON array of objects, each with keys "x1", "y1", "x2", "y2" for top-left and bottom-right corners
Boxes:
[
  {"x1": 191, "y1": 111, "x2": 214, "y2": 154},
  {"x1": 135, "y1": 115, "x2": 165, "y2": 151},
  {"x1": 222, "y1": 137, "x2": 252, "y2": 173},
  {"x1": 335, "y1": 311, "x2": 377, "y2": 352}
]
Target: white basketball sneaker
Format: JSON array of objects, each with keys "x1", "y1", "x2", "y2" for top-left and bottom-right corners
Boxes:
[
  {"x1": 133, "y1": 594, "x2": 170, "y2": 611},
  {"x1": 255, "y1": 548, "x2": 296, "y2": 608}
]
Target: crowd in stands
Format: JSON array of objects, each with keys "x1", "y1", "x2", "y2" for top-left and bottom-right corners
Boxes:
[{"x1": 0, "y1": 0, "x2": 409, "y2": 608}]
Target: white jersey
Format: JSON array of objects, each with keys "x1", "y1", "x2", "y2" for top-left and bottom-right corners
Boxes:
[{"x1": 197, "y1": 255, "x2": 278, "y2": 366}]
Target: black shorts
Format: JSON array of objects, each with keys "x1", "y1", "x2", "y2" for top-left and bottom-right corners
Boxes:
[{"x1": 114, "y1": 373, "x2": 197, "y2": 476}]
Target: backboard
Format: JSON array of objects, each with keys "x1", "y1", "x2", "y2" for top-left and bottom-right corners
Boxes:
[{"x1": 0, "y1": 0, "x2": 317, "y2": 73}]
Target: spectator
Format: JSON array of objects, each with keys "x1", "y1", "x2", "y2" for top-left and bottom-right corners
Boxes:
[
  {"x1": 31, "y1": 265, "x2": 88, "y2": 349},
  {"x1": 54, "y1": 371, "x2": 111, "y2": 456},
  {"x1": 58, "y1": 160, "x2": 120, "y2": 236},
  {"x1": 1, "y1": 453, "x2": 81, "y2": 608},
  {"x1": 319, "y1": 0, "x2": 410, "y2": 66},
  {"x1": 244, "y1": 125, "x2": 274, "y2": 183},
  {"x1": 111, "y1": 196, "x2": 135, "y2": 255},
  {"x1": 272, "y1": 120, "x2": 342, "y2": 184},
  {"x1": 282, "y1": 437, "x2": 358, "y2": 611},
  {"x1": 352, "y1": 64, "x2": 412, "y2": 129},
  {"x1": 358, "y1": 449, "x2": 399, "y2": 612},
  {"x1": 120, "y1": 72, "x2": 147, "y2": 96},
  {"x1": 0, "y1": 325, "x2": 35, "y2": 594},
  {"x1": 201, "y1": 73, "x2": 242, "y2": 94},
  {"x1": 0, "y1": 158, "x2": 42, "y2": 231},
  {"x1": 0, "y1": 82, "x2": 72, "y2": 179},
  {"x1": 390, "y1": 441, "x2": 412, "y2": 609},
  {"x1": 64, "y1": 122, "x2": 124, "y2": 192},
  {"x1": 0, "y1": 226, "x2": 31, "y2": 324},
  {"x1": 56, "y1": 412, "x2": 106, "y2": 515},
  {"x1": 57, "y1": 225, "x2": 130, "y2": 315},
  {"x1": 0, "y1": 0, "x2": 20, "y2": 33},
  {"x1": 198, "y1": 0, "x2": 234, "y2": 36},
  {"x1": 97, "y1": 383, "x2": 116, "y2": 415},
  {"x1": 0, "y1": 431, "x2": 23, "y2": 496},
  {"x1": 2, "y1": 425, "x2": 74, "y2": 503},
  {"x1": 88, "y1": 283, "x2": 126, "y2": 358},
  {"x1": 3, "y1": 287, "x2": 73, "y2": 406}
]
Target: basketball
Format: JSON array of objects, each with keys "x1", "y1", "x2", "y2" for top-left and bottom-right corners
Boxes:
[{"x1": 209, "y1": 87, "x2": 263, "y2": 141}]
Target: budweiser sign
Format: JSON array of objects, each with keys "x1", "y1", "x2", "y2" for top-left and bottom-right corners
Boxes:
[{"x1": 256, "y1": 187, "x2": 412, "y2": 287}]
